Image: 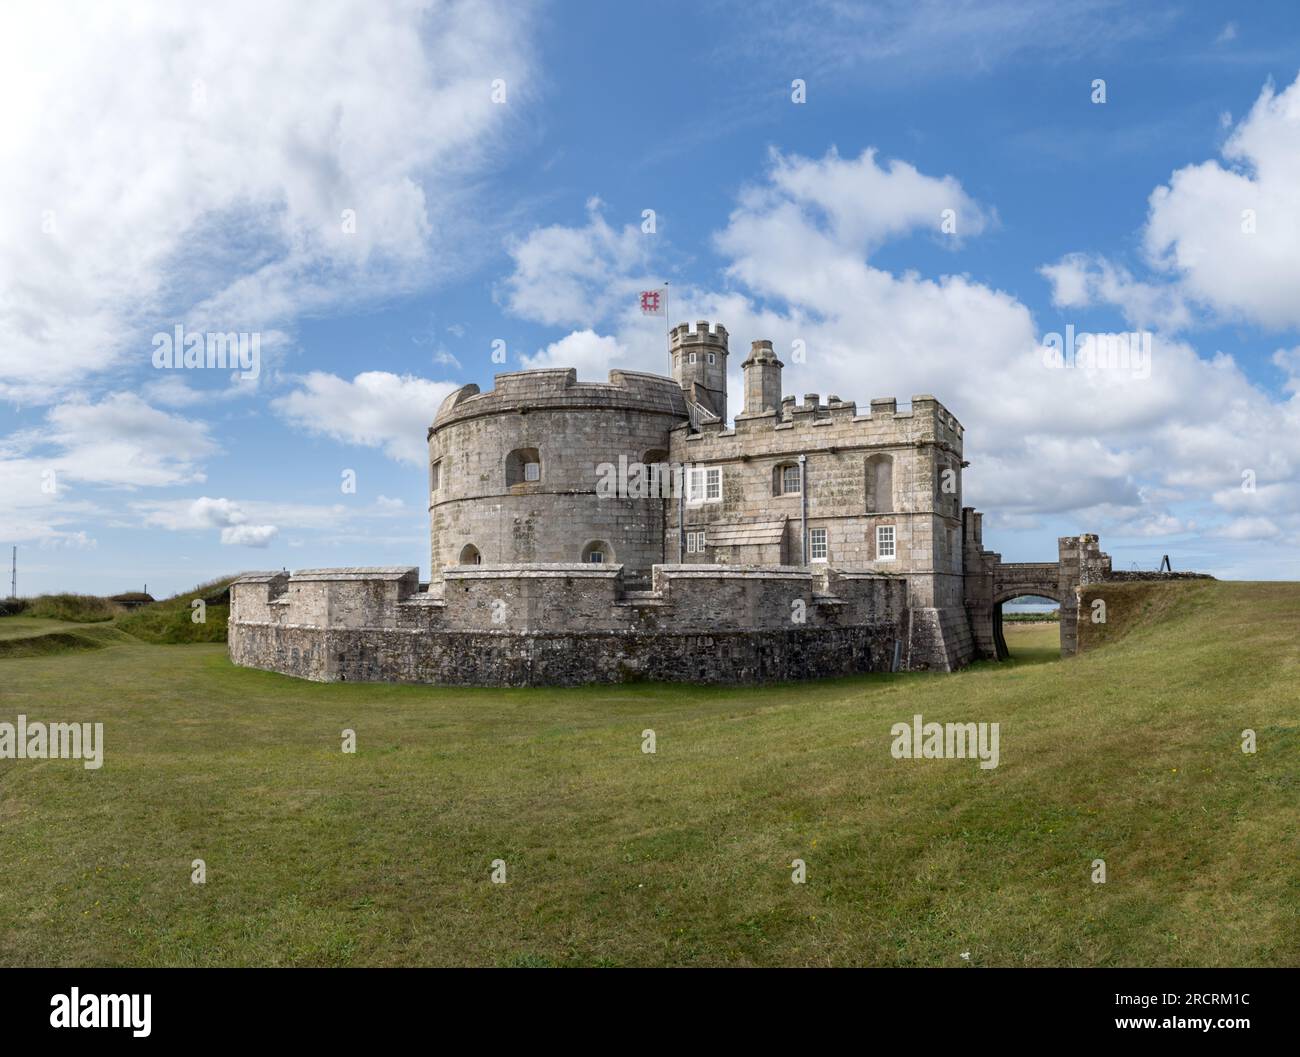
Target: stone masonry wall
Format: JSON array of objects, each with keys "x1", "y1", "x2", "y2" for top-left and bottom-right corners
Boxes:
[
  {"x1": 428, "y1": 369, "x2": 688, "y2": 578},
  {"x1": 229, "y1": 563, "x2": 911, "y2": 687}
]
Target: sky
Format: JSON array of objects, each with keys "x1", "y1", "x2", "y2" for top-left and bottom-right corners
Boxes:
[{"x1": 3, "y1": 0, "x2": 1300, "y2": 597}]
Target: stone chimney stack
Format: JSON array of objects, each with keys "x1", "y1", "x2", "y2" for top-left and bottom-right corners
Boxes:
[{"x1": 741, "y1": 339, "x2": 783, "y2": 416}]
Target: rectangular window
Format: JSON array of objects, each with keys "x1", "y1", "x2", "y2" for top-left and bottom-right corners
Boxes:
[
  {"x1": 707, "y1": 352, "x2": 716, "y2": 365},
  {"x1": 876, "y1": 525, "x2": 896, "y2": 560},
  {"x1": 809, "y1": 527, "x2": 827, "y2": 561},
  {"x1": 588, "y1": 550, "x2": 604, "y2": 563},
  {"x1": 430, "y1": 461, "x2": 441, "y2": 492},
  {"x1": 523, "y1": 462, "x2": 540, "y2": 482},
  {"x1": 687, "y1": 467, "x2": 722, "y2": 504},
  {"x1": 689, "y1": 468, "x2": 704, "y2": 500},
  {"x1": 689, "y1": 352, "x2": 697, "y2": 364},
  {"x1": 686, "y1": 530, "x2": 705, "y2": 554},
  {"x1": 782, "y1": 465, "x2": 801, "y2": 494}
]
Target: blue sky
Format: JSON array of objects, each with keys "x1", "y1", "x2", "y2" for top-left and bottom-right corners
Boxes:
[{"x1": 4, "y1": 0, "x2": 1300, "y2": 596}]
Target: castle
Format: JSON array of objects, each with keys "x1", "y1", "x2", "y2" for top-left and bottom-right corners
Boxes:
[{"x1": 230, "y1": 321, "x2": 1112, "y2": 686}]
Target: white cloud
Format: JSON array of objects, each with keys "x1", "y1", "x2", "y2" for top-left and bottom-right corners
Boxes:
[
  {"x1": 134, "y1": 494, "x2": 422, "y2": 552},
  {"x1": 738, "y1": 0, "x2": 1172, "y2": 81},
  {"x1": 38, "y1": 531, "x2": 98, "y2": 551},
  {"x1": 1273, "y1": 346, "x2": 1300, "y2": 393},
  {"x1": 0, "y1": 452, "x2": 105, "y2": 546},
  {"x1": 220, "y1": 524, "x2": 279, "y2": 548},
  {"x1": 0, "y1": 0, "x2": 534, "y2": 401},
  {"x1": 1143, "y1": 72, "x2": 1300, "y2": 329},
  {"x1": 520, "y1": 330, "x2": 632, "y2": 378},
  {"x1": 140, "y1": 495, "x2": 276, "y2": 548},
  {"x1": 143, "y1": 497, "x2": 248, "y2": 532},
  {"x1": 0, "y1": 394, "x2": 215, "y2": 550},
  {"x1": 41, "y1": 394, "x2": 216, "y2": 488},
  {"x1": 1039, "y1": 73, "x2": 1300, "y2": 337},
  {"x1": 1213, "y1": 517, "x2": 1281, "y2": 540},
  {"x1": 500, "y1": 198, "x2": 651, "y2": 327},
  {"x1": 720, "y1": 147, "x2": 991, "y2": 269},
  {"x1": 1039, "y1": 253, "x2": 1192, "y2": 332},
  {"x1": 273, "y1": 371, "x2": 458, "y2": 465}
]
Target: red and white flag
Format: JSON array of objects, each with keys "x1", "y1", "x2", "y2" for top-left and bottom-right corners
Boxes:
[{"x1": 639, "y1": 289, "x2": 665, "y2": 316}]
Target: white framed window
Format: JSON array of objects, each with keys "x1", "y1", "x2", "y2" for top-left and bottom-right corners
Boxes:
[
  {"x1": 689, "y1": 352, "x2": 697, "y2": 364},
  {"x1": 506, "y1": 448, "x2": 540, "y2": 487},
  {"x1": 687, "y1": 466, "x2": 722, "y2": 505},
  {"x1": 588, "y1": 550, "x2": 604, "y2": 563},
  {"x1": 782, "y1": 464, "x2": 801, "y2": 494},
  {"x1": 809, "y1": 527, "x2": 827, "y2": 562},
  {"x1": 876, "y1": 525, "x2": 896, "y2": 560},
  {"x1": 707, "y1": 352, "x2": 716, "y2": 365},
  {"x1": 686, "y1": 530, "x2": 706, "y2": 554}
]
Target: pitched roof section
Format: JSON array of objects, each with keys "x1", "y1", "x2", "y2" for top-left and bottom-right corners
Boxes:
[{"x1": 706, "y1": 519, "x2": 787, "y2": 546}]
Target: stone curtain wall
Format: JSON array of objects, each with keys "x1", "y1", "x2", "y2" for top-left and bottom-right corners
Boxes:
[
  {"x1": 229, "y1": 564, "x2": 910, "y2": 687},
  {"x1": 230, "y1": 623, "x2": 900, "y2": 688}
]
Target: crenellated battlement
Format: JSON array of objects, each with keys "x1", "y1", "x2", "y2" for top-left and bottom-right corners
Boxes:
[
  {"x1": 669, "y1": 320, "x2": 729, "y2": 348},
  {"x1": 678, "y1": 389, "x2": 965, "y2": 460}
]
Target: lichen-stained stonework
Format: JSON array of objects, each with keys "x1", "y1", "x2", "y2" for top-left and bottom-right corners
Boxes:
[{"x1": 229, "y1": 320, "x2": 1111, "y2": 686}]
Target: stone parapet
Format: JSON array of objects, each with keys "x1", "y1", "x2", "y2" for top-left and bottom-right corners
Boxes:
[{"x1": 229, "y1": 563, "x2": 913, "y2": 685}]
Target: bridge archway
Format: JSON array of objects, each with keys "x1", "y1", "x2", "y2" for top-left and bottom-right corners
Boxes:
[
  {"x1": 992, "y1": 586, "x2": 1066, "y2": 658},
  {"x1": 965, "y1": 535, "x2": 1108, "y2": 663}
]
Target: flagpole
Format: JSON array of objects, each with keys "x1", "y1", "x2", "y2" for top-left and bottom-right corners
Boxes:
[{"x1": 663, "y1": 280, "x2": 670, "y2": 359}]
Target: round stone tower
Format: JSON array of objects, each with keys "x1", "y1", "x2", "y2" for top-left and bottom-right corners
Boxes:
[
  {"x1": 427, "y1": 368, "x2": 689, "y2": 580},
  {"x1": 670, "y1": 320, "x2": 729, "y2": 422}
]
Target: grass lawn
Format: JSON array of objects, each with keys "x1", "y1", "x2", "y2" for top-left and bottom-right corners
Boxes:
[{"x1": 0, "y1": 580, "x2": 1295, "y2": 967}]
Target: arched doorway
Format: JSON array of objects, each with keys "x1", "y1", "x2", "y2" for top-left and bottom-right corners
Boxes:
[
  {"x1": 994, "y1": 591, "x2": 1064, "y2": 660},
  {"x1": 458, "y1": 544, "x2": 482, "y2": 565}
]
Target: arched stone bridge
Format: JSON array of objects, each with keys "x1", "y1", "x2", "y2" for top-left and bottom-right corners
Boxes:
[{"x1": 961, "y1": 517, "x2": 1111, "y2": 659}]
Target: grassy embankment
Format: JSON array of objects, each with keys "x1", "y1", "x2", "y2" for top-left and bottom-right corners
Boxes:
[
  {"x1": 0, "y1": 579, "x2": 231, "y2": 657},
  {"x1": 0, "y1": 578, "x2": 1294, "y2": 966}
]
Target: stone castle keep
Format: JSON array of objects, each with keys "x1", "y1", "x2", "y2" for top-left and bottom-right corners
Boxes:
[{"x1": 230, "y1": 321, "x2": 1112, "y2": 686}]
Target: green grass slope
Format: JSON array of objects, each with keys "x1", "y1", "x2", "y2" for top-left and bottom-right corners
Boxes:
[
  {"x1": 7, "y1": 594, "x2": 125, "y2": 622},
  {"x1": 0, "y1": 580, "x2": 1294, "y2": 967},
  {"x1": 0, "y1": 619, "x2": 135, "y2": 658},
  {"x1": 0, "y1": 577, "x2": 237, "y2": 650},
  {"x1": 113, "y1": 577, "x2": 235, "y2": 644}
]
